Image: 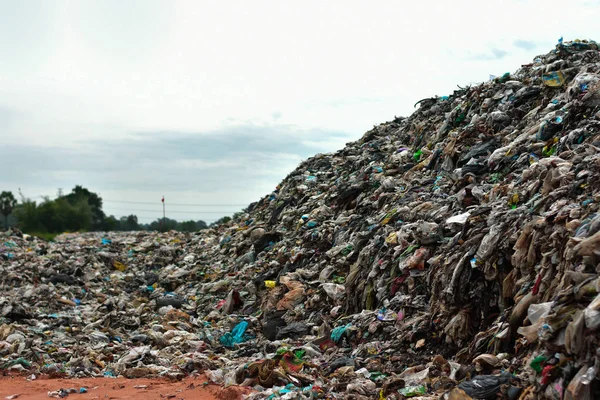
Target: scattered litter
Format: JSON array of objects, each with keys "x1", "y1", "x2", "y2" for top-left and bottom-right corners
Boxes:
[{"x1": 2, "y1": 38, "x2": 600, "y2": 398}]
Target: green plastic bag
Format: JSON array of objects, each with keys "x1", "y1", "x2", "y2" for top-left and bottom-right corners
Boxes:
[
  {"x1": 530, "y1": 355, "x2": 548, "y2": 373},
  {"x1": 399, "y1": 385, "x2": 426, "y2": 397},
  {"x1": 413, "y1": 149, "x2": 423, "y2": 162}
]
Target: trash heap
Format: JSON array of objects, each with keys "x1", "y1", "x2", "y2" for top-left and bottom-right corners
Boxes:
[{"x1": 2, "y1": 39, "x2": 600, "y2": 399}]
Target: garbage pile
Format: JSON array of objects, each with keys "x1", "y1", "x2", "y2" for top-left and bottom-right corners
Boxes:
[{"x1": 2, "y1": 39, "x2": 600, "y2": 399}]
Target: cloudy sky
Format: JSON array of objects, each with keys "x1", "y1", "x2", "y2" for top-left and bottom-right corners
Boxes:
[{"x1": 1, "y1": 0, "x2": 598, "y2": 222}]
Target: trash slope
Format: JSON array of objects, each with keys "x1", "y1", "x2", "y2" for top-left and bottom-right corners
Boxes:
[{"x1": 2, "y1": 39, "x2": 600, "y2": 399}]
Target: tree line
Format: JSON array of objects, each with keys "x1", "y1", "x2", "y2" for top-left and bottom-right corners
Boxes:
[{"x1": 0, "y1": 186, "x2": 223, "y2": 234}]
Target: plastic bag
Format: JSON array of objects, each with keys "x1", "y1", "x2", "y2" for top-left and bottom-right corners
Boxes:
[
  {"x1": 264, "y1": 280, "x2": 276, "y2": 289},
  {"x1": 219, "y1": 321, "x2": 249, "y2": 348},
  {"x1": 206, "y1": 369, "x2": 224, "y2": 384},
  {"x1": 331, "y1": 323, "x2": 352, "y2": 343},
  {"x1": 398, "y1": 385, "x2": 426, "y2": 397},
  {"x1": 444, "y1": 309, "x2": 470, "y2": 343},
  {"x1": 574, "y1": 231, "x2": 600, "y2": 258},
  {"x1": 457, "y1": 372, "x2": 513, "y2": 398},
  {"x1": 447, "y1": 388, "x2": 473, "y2": 400},
  {"x1": 529, "y1": 355, "x2": 548, "y2": 373},
  {"x1": 476, "y1": 224, "x2": 505, "y2": 261},
  {"x1": 510, "y1": 292, "x2": 538, "y2": 327},
  {"x1": 565, "y1": 310, "x2": 585, "y2": 355},
  {"x1": 322, "y1": 283, "x2": 345, "y2": 301},
  {"x1": 275, "y1": 322, "x2": 309, "y2": 340},
  {"x1": 276, "y1": 276, "x2": 306, "y2": 310},
  {"x1": 346, "y1": 379, "x2": 377, "y2": 395},
  {"x1": 565, "y1": 365, "x2": 595, "y2": 400},
  {"x1": 517, "y1": 323, "x2": 540, "y2": 343},
  {"x1": 113, "y1": 261, "x2": 127, "y2": 272},
  {"x1": 276, "y1": 287, "x2": 305, "y2": 310},
  {"x1": 446, "y1": 212, "x2": 471, "y2": 225},
  {"x1": 473, "y1": 354, "x2": 500, "y2": 372},
  {"x1": 584, "y1": 294, "x2": 600, "y2": 330},
  {"x1": 543, "y1": 71, "x2": 566, "y2": 87},
  {"x1": 518, "y1": 301, "x2": 554, "y2": 341},
  {"x1": 398, "y1": 367, "x2": 430, "y2": 386},
  {"x1": 527, "y1": 302, "x2": 553, "y2": 324},
  {"x1": 385, "y1": 232, "x2": 398, "y2": 244},
  {"x1": 405, "y1": 248, "x2": 429, "y2": 270}
]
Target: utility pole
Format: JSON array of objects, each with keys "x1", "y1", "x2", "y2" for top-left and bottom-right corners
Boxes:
[{"x1": 162, "y1": 196, "x2": 166, "y2": 232}]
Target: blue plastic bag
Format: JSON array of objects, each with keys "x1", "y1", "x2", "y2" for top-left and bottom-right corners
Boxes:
[
  {"x1": 331, "y1": 323, "x2": 352, "y2": 343},
  {"x1": 219, "y1": 321, "x2": 249, "y2": 348}
]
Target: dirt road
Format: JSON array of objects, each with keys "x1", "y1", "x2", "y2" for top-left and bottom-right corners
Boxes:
[{"x1": 0, "y1": 375, "x2": 250, "y2": 400}]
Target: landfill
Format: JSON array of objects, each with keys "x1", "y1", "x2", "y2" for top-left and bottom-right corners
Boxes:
[{"x1": 2, "y1": 39, "x2": 600, "y2": 399}]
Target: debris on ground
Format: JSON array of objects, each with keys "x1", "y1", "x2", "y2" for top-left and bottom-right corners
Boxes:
[{"x1": 2, "y1": 38, "x2": 600, "y2": 399}]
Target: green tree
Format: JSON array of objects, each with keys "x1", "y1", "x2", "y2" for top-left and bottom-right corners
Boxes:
[
  {"x1": 127, "y1": 214, "x2": 139, "y2": 230},
  {"x1": 0, "y1": 191, "x2": 17, "y2": 229},
  {"x1": 37, "y1": 197, "x2": 60, "y2": 232},
  {"x1": 148, "y1": 217, "x2": 177, "y2": 232},
  {"x1": 14, "y1": 188, "x2": 96, "y2": 234},
  {"x1": 102, "y1": 215, "x2": 119, "y2": 231},
  {"x1": 66, "y1": 197, "x2": 93, "y2": 231},
  {"x1": 178, "y1": 220, "x2": 197, "y2": 232},
  {"x1": 63, "y1": 185, "x2": 106, "y2": 230},
  {"x1": 16, "y1": 195, "x2": 92, "y2": 234},
  {"x1": 196, "y1": 220, "x2": 208, "y2": 230},
  {"x1": 14, "y1": 195, "x2": 40, "y2": 232},
  {"x1": 162, "y1": 217, "x2": 178, "y2": 231},
  {"x1": 119, "y1": 214, "x2": 140, "y2": 231},
  {"x1": 148, "y1": 219, "x2": 160, "y2": 231},
  {"x1": 210, "y1": 216, "x2": 232, "y2": 227}
]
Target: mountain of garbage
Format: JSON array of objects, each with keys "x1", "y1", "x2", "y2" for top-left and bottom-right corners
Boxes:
[{"x1": 2, "y1": 39, "x2": 600, "y2": 399}]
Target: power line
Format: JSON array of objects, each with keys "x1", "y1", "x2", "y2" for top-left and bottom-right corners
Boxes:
[
  {"x1": 104, "y1": 208, "x2": 240, "y2": 214},
  {"x1": 33, "y1": 196, "x2": 248, "y2": 207},
  {"x1": 25, "y1": 195, "x2": 235, "y2": 221},
  {"x1": 110, "y1": 214, "x2": 224, "y2": 219},
  {"x1": 103, "y1": 199, "x2": 248, "y2": 207}
]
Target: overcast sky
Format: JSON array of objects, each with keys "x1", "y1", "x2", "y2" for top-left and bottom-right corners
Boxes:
[{"x1": 1, "y1": 0, "x2": 598, "y2": 222}]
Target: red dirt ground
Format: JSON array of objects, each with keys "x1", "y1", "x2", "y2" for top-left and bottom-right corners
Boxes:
[{"x1": 0, "y1": 375, "x2": 251, "y2": 400}]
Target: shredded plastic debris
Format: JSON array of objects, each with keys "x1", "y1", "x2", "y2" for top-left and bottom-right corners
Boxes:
[{"x1": 2, "y1": 38, "x2": 600, "y2": 399}]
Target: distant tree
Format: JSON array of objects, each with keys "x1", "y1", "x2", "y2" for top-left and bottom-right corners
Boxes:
[
  {"x1": 148, "y1": 219, "x2": 160, "y2": 231},
  {"x1": 162, "y1": 217, "x2": 178, "y2": 231},
  {"x1": 35, "y1": 197, "x2": 92, "y2": 233},
  {"x1": 63, "y1": 185, "x2": 106, "y2": 230},
  {"x1": 102, "y1": 215, "x2": 119, "y2": 231},
  {"x1": 210, "y1": 216, "x2": 232, "y2": 227},
  {"x1": 178, "y1": 220, "x2": 198, "y2": 232},
  {"x1": 13, "y1": 188, "x2": 100, "y2": 234},
  {"x1": 147, "y1": 217, "x2": 178, "y2": 232},
  {"x1": 119, "y1": 214, "x2": 140, "y2": 231},
  {"x1": 14, "y1": 193, "x2": 40, "y2": 232},
  {"x1": 127, "y1": 214, "x2": 139, "y2": 230},
  {"x1": 141, "y1": 218, "x2": 207, "y2": 232},
  {"x1": 66, "y1": 197, "x2": 93, "y2": 231},
  {"x1": 196, "y1": 220, "x2": 208, "y2": 230},
  {"x1": 0, "y1": 191, "x2": 17, "y2": 229}
]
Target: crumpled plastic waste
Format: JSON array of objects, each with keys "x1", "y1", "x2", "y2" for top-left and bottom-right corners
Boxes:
[
  {"x1": 457, "y1": 372, "x2": 514, "y2": 398},
  {"x1": 219, "y1": 321, "x2": 249, "y2": 348},
  {"x1": 2, "y1": 38, "x2": 600, "y2": 398},
  {"x1": 330, "y1": 323, "x2": 352, "y2": 343}
]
